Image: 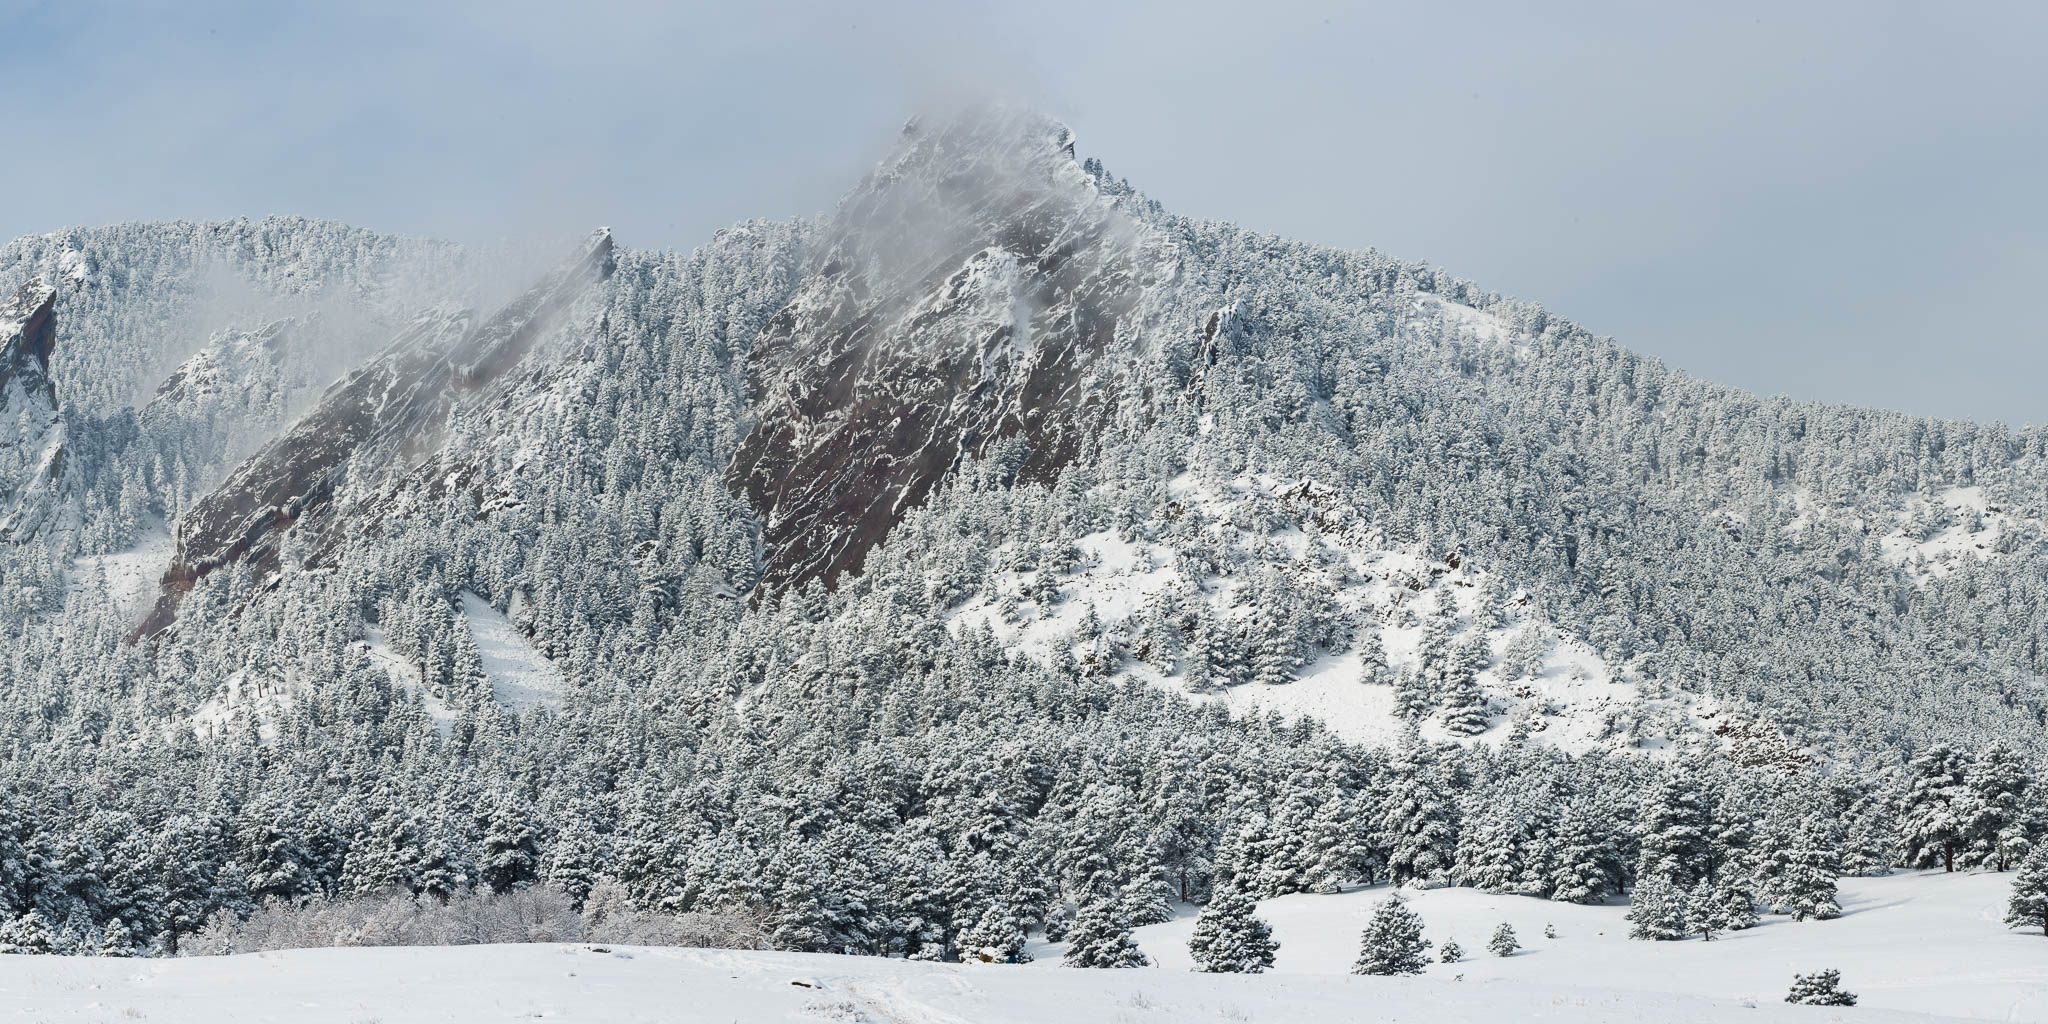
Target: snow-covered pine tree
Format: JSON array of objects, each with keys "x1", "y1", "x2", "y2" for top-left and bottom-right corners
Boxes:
[
  {"x1": 1499, "y1": 624, "x2": 1546, "y2": 681},
  {"x1": 961, "y1": 902, "x2": 1032, "y2": 963},
  {"x1": 1487, "y1": 922, "x2": 1518, "y2": 957},
  {"x1": 2005, "y1": 845, "x2": 2048, "y2": 936},
  {"x1": 1685, "y1": 881, "x2": 1722, "y2": 940},
  {"x1": 1252, "y1": 605, "x2": 1295, "y2": 687},
  {"x1": 1437, "y1": 661, "x2": 1491, "y2": 736},
  {"x1": 1625, "y1": 874, "x2": 1688, "y2": 941},
  {"x1": 0, "y1": 912, "x2": 56, "y2": 954},
  {"x1": 479, "y1": 794, "x2": 542, "y2": 894},
  {"x1": 1548, "y1": 801, "x2": 1622, "y2": 904},
  {"x1": 96, "y1": 918, "x2": 136, "y2": 957},
  {"x1": 1964, "y1": 745, "x2": 2033, "y2": 871},
  {"x1": 1062, "y1": 897, "x2": 1149, "y2": 968},
  {"x1": 1356, "y1": 627, "x2": 1390, "y2": 686},
  {"x1": 1187, "y1": 886, "x2": 1278, "y2": 973},
  {"x1": 1392, "y1": 667, "x2": 1434, "y2": 722},
  {"x1": 1899, "y1": 743, "x2": 1973, "y2": 873},
  {"x1": 1381, "y1": 745, "x2": 1458, "y2": 887},
  {"x1": 1352, "y1": 891, "x2": 1429, "y2": 975},
  {"x1": 1635, "y1": 770, "x2": 1714, "y2": 888},
  {"x1": 1713, "y1": 874, "x2": 1759, "y2": 932},
  {"x1": 1785, "y1": 969, "x2": 1857, "y2": 1006}
]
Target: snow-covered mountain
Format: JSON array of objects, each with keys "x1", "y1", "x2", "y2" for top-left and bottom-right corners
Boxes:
[{"x1": 0, "y1": 108, "x2": 2043, "y2": 1013}]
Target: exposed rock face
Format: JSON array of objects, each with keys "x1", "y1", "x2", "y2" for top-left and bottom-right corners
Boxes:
[
  {"x1": 134, "y1": 231, "x2": 615, "y2": 639},
  {"x1": 0, "y1": 280, "x2": 72, "y2": 540},
  {"x1": 0, "y1": 280, "x2": 57, "y2": 403},
  {"x1": 730, "y1": 111, "x2": 1153, "y2": 595}
]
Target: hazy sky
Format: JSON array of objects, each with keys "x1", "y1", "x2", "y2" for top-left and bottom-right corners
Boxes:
[{"x1": 4, "y1": 1, "x2": 2044, "y2": 423}]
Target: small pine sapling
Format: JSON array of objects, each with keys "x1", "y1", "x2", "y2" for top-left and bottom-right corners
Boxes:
[{"x1": 1785, "y1": 969, "x2": 1857, "y2": 1006}]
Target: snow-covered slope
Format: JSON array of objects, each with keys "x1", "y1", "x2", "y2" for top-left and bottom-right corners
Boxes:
[
  {"x1": 947, "y1": 473, "x2": 1702, "y2": 754},
  {"x1": 0, "y1": 941, "x2": 1986, "y2": 1024},
  {"x1": 458, "y1": 590, "x2": 566, "y2": 711},
  {"x1": 67, "y1": 521, "x2": 175, "y2": 618},
  {"x1": 1878, "y1": 486, "x2": 2032, "y2": 581}
]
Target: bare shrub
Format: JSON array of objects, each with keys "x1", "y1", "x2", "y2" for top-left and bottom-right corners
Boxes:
[{"x1": 181, "y1": 884, "x2": 767, "y2": 955}]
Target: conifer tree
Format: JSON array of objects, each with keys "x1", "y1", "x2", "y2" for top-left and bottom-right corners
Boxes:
[
  {"x1": 1785, "y1": 969, "x2": 1857, "y2": 1006},
  {"x1": 962, "y1": 902, "x2": 1032, "y2": 964},
  {"x1": 479, "y1": 794, "x2": 541, "y2": 894},
  {"x1": 1438, "y1": 664, "x2": 1491, "y2": 736},
  {"x1": 1381, "y1": 747, "x2": 1458, "y2": 886},
  {"x1": 1352, "y1": 892, "x2": 1429, "y2": 975},
  {"x1": 1635, "y1": 770, "x2": 1713, "y2": 888},
  {"x1": 1392, "y1": 667, "x2": 1434, "y2": 723},
  {"x1": 1487, "y1": 922, "x2": 1518, "y2": 957},
  {"x1": 1900, "y1": 743, "x2": 1972, "y2": 872},
  {"x1": 1252, "y1": 606, "x2": 1295, "y2": 687},
  {"x1": 1625, "y1": 874, "x2": 1688, "y2": 941},
  {"x1": 1685, "y1": 881, "x2": 1723, "y2": 940},
  {"x1": 1548, "y1": 802, "x2": 1622, "y2": 904},
  {"x1": 1965, "y1": 745, "x2": 2033, "y2": 871},
  {"x1": 0, "y1": 912, "x2": 56, "y2": 954},
  {"x1": 1356, "y1": 627, "x2": 1389, "y2": 686},
  {"x1": 1187, "y1": 886, "x2": 1278, "y2": 973},
  {"x1": 2005, "y1": 845, "x2": 2048, "y2": 936},
  {"x1": 96, "y1": 918, "x2": 136, "y2": 957},
  {"x1": 1062, "y1": 897, "x2": 1149, "y2": 968}
]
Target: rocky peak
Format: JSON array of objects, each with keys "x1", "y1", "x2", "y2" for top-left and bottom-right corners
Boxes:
[{"x1": 730, "y1": 108, "x2": 1156, "y2": 595}]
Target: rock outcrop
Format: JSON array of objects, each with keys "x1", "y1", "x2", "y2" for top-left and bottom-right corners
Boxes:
[
  {"x1": 729, "y1": 111, "x2": 1154, "y2": 595},
  {"x1": 134, "y1": 230, "x2": 615, "y2": 638},
  {"x1": 0, "y1": 280, "x2": 73, "y2": 540}
]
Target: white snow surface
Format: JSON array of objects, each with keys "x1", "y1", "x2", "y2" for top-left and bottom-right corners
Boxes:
[
  {"x1": 459, "y1": 589, "x2": 566, "y2": 710},
  {"x1": 67, "y1": 521, "x2": 174, "y2": 618},
  {"x1": 1106, "y1": 871, "x2": 2044, "y2": 1022},
  {"x1": 0, "y1": 937, "x2": 1986, "y2": 1024},
  {"x1": 1878, "y1": 487, "x2": 2025, "y2": 580}
]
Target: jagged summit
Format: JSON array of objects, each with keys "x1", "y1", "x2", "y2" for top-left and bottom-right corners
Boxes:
[{"x1": 730, "y1": 107, "x2": 1158, "y2": 595}]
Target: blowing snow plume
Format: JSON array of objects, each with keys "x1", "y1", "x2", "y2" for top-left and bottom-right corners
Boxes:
[
  {"x1": 730, "y1": 107, "x2": 1159, "y2": 596},
  {"x1": 133, "y1": 230, "x2": 615, "y2": 640}
]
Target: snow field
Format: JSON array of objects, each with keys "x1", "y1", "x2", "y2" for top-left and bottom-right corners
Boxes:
[
  {"x1": 0, "y1": 940, "x2": 1989, "y2": 1024},
  {"x1": 1103, "y1": 871, "x2": 2046, "y2": 1022}
]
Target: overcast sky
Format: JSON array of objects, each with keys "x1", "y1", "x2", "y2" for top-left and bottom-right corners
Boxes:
[{"x1": 3, "y1": 1, "x2": 2043, "y2": 423}]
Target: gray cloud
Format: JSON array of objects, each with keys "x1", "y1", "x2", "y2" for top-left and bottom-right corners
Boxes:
[{"x1": 2, "y1": 0, "x2": 2042, "y2": 422}]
